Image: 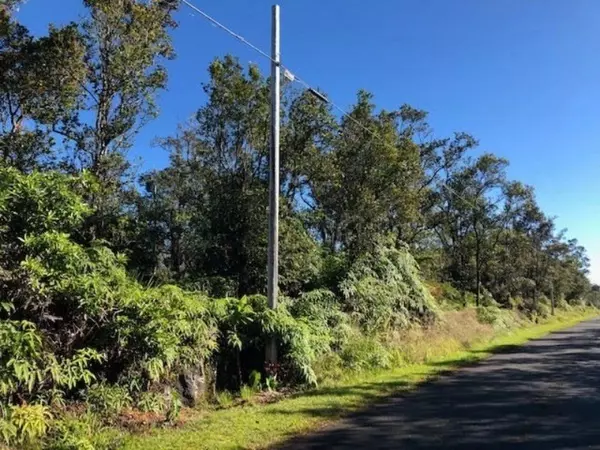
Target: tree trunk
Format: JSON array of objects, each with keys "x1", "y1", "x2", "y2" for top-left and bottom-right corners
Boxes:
[
  {"x1": 475, "y1": 235, "x2": 481, "y2": 307},
  {"x1": 236, "y1": 349, "x2": 243, "y2": 390}
]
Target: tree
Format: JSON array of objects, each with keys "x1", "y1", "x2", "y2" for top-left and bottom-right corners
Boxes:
[
  {"x1": 433, "y1": 154, "x2": 510, "y2": 305},
  {"x1": 134, "y1": 56, "x2": 322, "y2": 296},
  {"x1": 400, "y1": 105, "x2": 478, "y2": 247},
  {"x1": 53, "y1": 0, "x2": 177, "y2": 181},
  {"x1": 34, "y1": 0, "x2": 179, "y2": 247},
  {"x1": 0, "y1": 0, "x2": 22, "y2": 15},
  {"x1": 307, "y1": 91, "x2": 423, "y2": 259},
  {"x1": 484, "y1": 182, "x2": 536, "y2": 304},
  {"x1": 0, "y1": 8, "x2": 84, "y2": 171}
]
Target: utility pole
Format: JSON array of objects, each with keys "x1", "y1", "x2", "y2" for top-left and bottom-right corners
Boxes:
[
  {"x1": 266, "y1": 4, "x2": 280, "y2": 364},
  {"x1": 551, "y1": 282, "x2": 555, "y2": 316}
]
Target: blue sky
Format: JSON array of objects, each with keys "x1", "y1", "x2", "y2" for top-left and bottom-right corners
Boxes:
[{"x1": 17, "y1": 0, "x2": 600, "y2": 282}]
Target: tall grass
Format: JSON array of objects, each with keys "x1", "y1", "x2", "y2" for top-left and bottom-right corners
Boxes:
[{"x1": 315, "y1": 309, "x2": 507, "y2": 384}]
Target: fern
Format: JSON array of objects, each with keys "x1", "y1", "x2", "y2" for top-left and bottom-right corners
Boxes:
[{"x1": 340, "y1": 241, "x2": 437, "y2": 331}]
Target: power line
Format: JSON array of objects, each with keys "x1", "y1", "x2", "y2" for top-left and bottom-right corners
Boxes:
[
  {"x1": 179, "y1": 1, "x2": 395, "y2": 135},
  {"x1": 181, "y1": 0, "x2": 274, "y2": 63},
  {"x1": 180, "y1": 0, "x2": 389, "y2": 149},
  {"x1": 180, "y1": 0, "x2": 480, "y2": 209}
]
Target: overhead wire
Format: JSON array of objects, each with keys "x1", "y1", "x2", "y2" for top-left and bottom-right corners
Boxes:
[
  {"x1": 180, "y1": 0, "x2": 480, "y2": 209},
  {"x1": 181, "y1": 0, "x2": 274, "y2": 63}
]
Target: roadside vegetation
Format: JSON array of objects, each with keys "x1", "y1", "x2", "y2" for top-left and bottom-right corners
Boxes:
[
  {"x1": 1, "y1": 2, "x2": 599, "y2": 449},
  {"x1": 123, "y1": 308, "x2": 598, "y2": 450}
]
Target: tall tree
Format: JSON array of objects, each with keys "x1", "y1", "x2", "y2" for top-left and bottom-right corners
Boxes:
[
  {"x1": 434, "y1": 154, "x2": 509, "y2": 305},
  {"x1": 53, "y1": 0, "x2": 177, "y2": 182},
  {"x1": 36, "y1": 0, "x2": 179, "y2": 246},
  {"x1": 0, "y1": 8, "x2": 84, "y2": 171},
  {"x1": 308, "y1": 91, "x2": 423, "y2": 259},
  {"x1": 134, "y1": 57, "x2": 322, "y2": 296}
]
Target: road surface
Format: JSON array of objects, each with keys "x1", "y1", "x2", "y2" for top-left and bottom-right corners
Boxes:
[{"x1": 280, "y1": 317, "x2": 600, "y2": 450}]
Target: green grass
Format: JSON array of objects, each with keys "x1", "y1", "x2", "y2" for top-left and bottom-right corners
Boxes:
[{"x1": 123, "y1": 310, "x2": 598, "y2": 450}]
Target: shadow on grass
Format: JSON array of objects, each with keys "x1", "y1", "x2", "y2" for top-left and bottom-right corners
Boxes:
[
  {"x1": 265, "y1": 380, "x2": 413, "y2": 420},
  {"x1": 297, "y1": 379, "x2": 411, "y2": 399}
]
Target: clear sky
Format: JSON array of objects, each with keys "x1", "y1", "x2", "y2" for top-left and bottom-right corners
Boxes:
[{"x1": 16, "y1": 0, "x2": 600, "y2": 282}]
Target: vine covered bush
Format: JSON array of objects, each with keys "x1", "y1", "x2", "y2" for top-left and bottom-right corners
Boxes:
[
  {"x1": 340, "y1": 242, "x2": 438, "y2": 331},
  {"x1": 211, "y1": 291, "x2": 346, "y2": 389}
]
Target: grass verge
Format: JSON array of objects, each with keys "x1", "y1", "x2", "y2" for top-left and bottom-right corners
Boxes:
[{"x1": 123, "y1": 309, "x2": 598, "y2": 450}]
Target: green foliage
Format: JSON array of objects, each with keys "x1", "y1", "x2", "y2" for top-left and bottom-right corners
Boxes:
[
  {"x1": 264, "y1": 376, "x2": 278, "y2": 393},
  {"x1": 479, "y1": 288, "x2": 498, "y2": 307},
  {"x1": 509, "y1": 296, "x2": 524, "y2": 310},
  {"x1": 0, "y1": 403, "x2": 51, "y2": 448},
  {"x1": 476, "y1": 306, "x2": 501, "y2": 325},
  {"x1": 555, "y1": 295, "x2": 571, "y2": 310},
  {"x1": 477, "y1": 305, "x2": 523, "y2": 330},
  {"x1": 215, "y1": 391, "x2": 234, "y2": 409},
  {"x1": 0, "y1": 320, "x2": 47, "y2": 397},
  {"x1": 261, "y1": 298, "x2": 338, "y2": 387},
  {"x1": 279, "y1": 215, "x2": 323, "y2": 295},
  {"x1": 18, "y1": 229, "x2": 217, "y2": 389},
  {"x1": 288, "y1": 289, "x2": 350, "y2": 350},
  {"x1": 165, "y1": 392, "x2": 182, "y2": 423},
  {"x1": 336, "y1": 329, "x2": 391, "y2": 372},
  {"x1": 519, "y1": 297, "x2": 551, "y2": 320},
  {"x1": 341, "y1": 242, "x2": 437, "y2": 331},
  {"x1": 248, "y1": 371, "x2": 262, "y2": 391},
  {"x1": 428, "y1": 282, "x2": 465, "y2": 309},
  {"x1": 317, "y1": 253, "x2": 349, "y2": 293},
  {"x1": 239, "y1": 385, "x2": 254, "y2": 402},
  {"x1": 136, "y1": 392, "x2": 166, "y2": 415},
  {"x1": 85, "y1": 384, "x2": 131, "y2": 419},
  {"x1": 0, "y1": 168, "x2": 219, "y2": 442},
  {"x1": 45, "y1": 412, "x2": 122, "y2": 450},
  {"x1": 0, "y1": 167, "x2": 92, "y2": 239},
  {"x1": 0, "y1": 319, "x2": 103, "y2": 403},
  {"x1": 114, "y1": 285, "x2": 217, "y2": 386},
  {"x1": 211, "y1": 294, "x2": 335, "y2": 389}
]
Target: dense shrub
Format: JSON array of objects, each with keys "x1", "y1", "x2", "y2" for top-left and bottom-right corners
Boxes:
[
  {"x1": 212, "y1": 292, "x2": 342, "y2": 389},
  {"x1": 13, "y1": 231, "x2": 218, "y2": 393},
  {"x1": 45, "y1": 412, "x2": 122, "y2": 450},
  {"x1": 0, "y1": 319, "x2": 103, "y2": 406},
  {"x1": 287, "y1": 289, "x2": 351, "y2": 352},
  {"x1": 0, "y1": 404, "x2": 51, "y2": 448},
  {"x1": 340, "y1": 242, "x2": 437, "y2": 331},
  {"x1": 428, "y1": 282, "x2": 465, "y2": 309},
  {"x1": 518, "y1": 297, "x2": 551, "y2": 320},
  {"x1": 85, "y1": 384, "x2": 132, "y2": 420},
  {"x1": 476, "y1": 306, "x2": 500, "y2": 325},
  {"x1": 0, "y1": 169, "x2": 218, "y2": 447},
  {"x1": 479, "y1": 288, "x2": 498, "y2": 307},
  {"x1": 337, "y1": 328, "x2": 392, "y2": 371}
]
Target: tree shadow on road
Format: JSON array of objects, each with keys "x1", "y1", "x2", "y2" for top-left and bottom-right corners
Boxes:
[{"x1": 275, "y1": 319, "x2": 600, "y2": 449}]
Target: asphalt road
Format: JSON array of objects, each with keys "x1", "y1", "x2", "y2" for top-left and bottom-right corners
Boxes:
[{"x1": 280, "y1": 317, "x2": 600, "y2": 450}]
